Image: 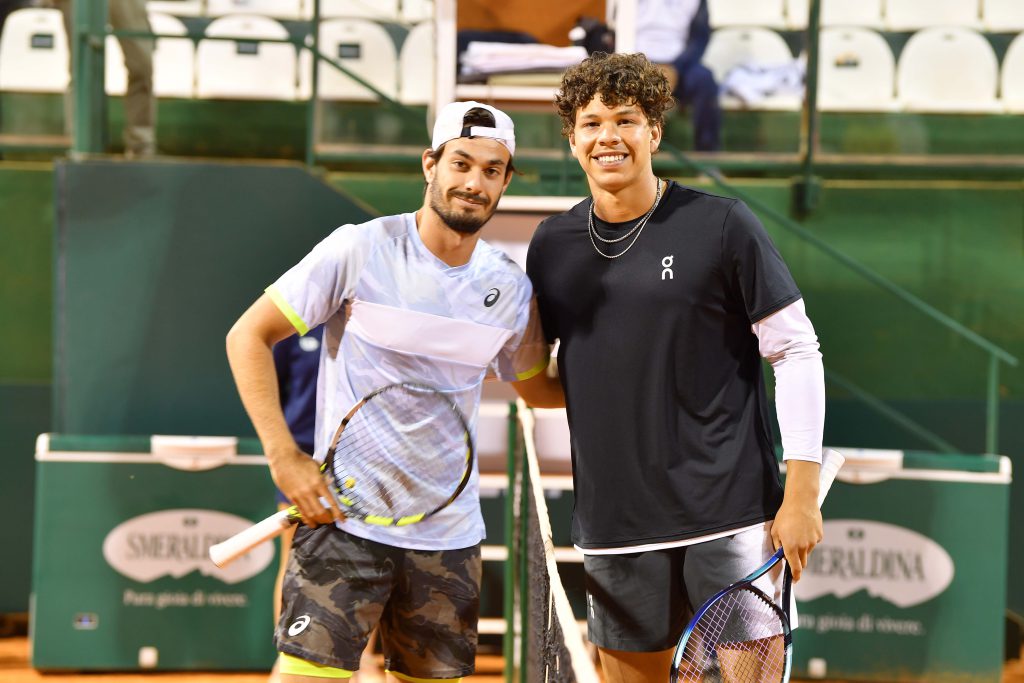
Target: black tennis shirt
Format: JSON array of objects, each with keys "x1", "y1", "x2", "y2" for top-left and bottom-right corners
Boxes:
[{"x1": 526, "y1": 182, "x2": 802, "y2": 550}]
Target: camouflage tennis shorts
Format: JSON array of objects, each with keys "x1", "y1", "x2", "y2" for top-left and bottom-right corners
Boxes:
[{"x1": 275, "y1": 524, "x2": 481, "y2": 679}]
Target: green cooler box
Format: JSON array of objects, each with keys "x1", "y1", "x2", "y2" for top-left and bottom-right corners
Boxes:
[
  {"x1": 789, "y1": 448, "x2": 1011, "y2": 682},
  {"x1": 31, "y1": 434, "x2": 279, "y2": 671}
]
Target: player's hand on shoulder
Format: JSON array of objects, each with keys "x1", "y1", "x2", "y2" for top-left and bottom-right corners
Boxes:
[{"x1": 268, "y1": 446, "x2": 343, "y2": 527}]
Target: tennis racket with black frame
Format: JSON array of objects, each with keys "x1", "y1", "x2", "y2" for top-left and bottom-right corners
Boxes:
[
  {"x1": 669, "y1": 448, "x2": 845, "y2": 683},
  {"x1": 209, "y1": 382, "x2": 474, "y2": 568}
]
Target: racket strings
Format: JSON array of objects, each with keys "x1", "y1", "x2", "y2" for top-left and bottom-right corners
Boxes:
[
  {"x1": 328, "y1": 387, "x2": 470, "y2": 521},
  {"x1": 675, "y1": 588, "x2": 787, "y2": 682}
]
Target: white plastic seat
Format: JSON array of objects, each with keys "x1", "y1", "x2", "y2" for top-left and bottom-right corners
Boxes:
[
  {"x1": 317, "y1": 0, "x2": 399, "y2": 20},
  {"x1": 206, "y1": 0, "x2": 304, "y2": 20},
  {"x1": 886, "y1": 0, "x2": 980, "y2": 30},
  {"x1": 708, "y1": 0, "x2": 786, "y2": 28},
  {"x1": 785, "y1": 0, "x2": 808, "y2": 28},
  {"x1": 196, "y1": 15, "x2": 297, "y2": 100},
  {"x1": 298, "y1": 18, "x2": 398, "y2": 101},
  {"x1": 983, "y1": 0, "x2": 1024, "y2": 31},
  {"x1": 399, "y1": 21, "x2": 433, "y2": 105},
  {"x1": 146, "y1": 0, "x2": 203, "y2": 16},
  {"x1": 106, "y1": 12, "x2": 194, "y2": 98},
  {"x1": 821, "y1": 0, "x2": 883, "y2": 27},
  {"x1": 1000, "y1": 33, "x2": 1024, "y2": 112},
  {"x1": 818, "y1": 28, "x2": 896, "y2": 111},
  {"x1": 0, "y1": 8, "x2": 69, "y2": 93},
  {"x1": 401, "y1": 0, "x2": 433, "y2": 23},
  {"x1": 149, "y1": 12, "x2": 195, "y2": 97},
  {"x1": 703, "y1": 27, "x2": 800, "y2": 110},
  {"x1": 896, "y1": 27, "x2": 1000, "y2": 113}
]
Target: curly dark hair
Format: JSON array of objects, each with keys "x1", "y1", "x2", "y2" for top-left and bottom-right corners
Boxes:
[{"x1": 554, "y1": 52, "x2": 675, "y2": 138}]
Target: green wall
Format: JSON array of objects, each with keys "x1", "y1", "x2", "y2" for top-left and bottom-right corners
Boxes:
[
  {"x1": 53, "y1": 159, "x2": 373, "y2": 436},
  {"x1": 0, "y1": 164, "x2": 53, "y2": 612}
]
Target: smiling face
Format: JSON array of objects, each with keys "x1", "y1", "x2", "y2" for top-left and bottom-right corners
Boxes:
[
  {"x1": 423, "y1": 137, "x2": 512, "y2": 235},
  {"x1": 569, "y1": 95, "x2": 662, "y2": 195}
]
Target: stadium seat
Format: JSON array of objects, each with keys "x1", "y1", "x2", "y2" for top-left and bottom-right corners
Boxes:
[
  {"x1": 0, "y1": 8, "x2": 69, "y2": 93},
  {"x1": 196, "y1": 15, "x2": 297, "y2": 100},
  {"x1": 897, "y1": 27, "x2": 1000, "y2": 113},
  {"x1": 297, "y1": 18, "x2": 398, "y2": 101},
  {"x1": 821, "y1": 0, "x2": 884, "y2": 27},
  {"x1": 146, "y1": 0, "x2": 202, "y2": 16},
  {"x1": 785, "y1": 0, "x2": 808, "y2": 29},
  {"x1": 401, "y1": 0, "x2": 433, "y2": 23},
  {"x1": 206, "y1": 0, "x2": 304, "y2": 20},
  {"x1": 885, "y1": 0, "x2": 980, "y2": 30},
  {"x1": 818, "y1": 28, "x2": 896, "y2": 111},
  {"x1": 106, "y1": 12, "x2": 194, "y2": 98},
  {"x1": 317, "y1": 0, "x2": 400, "y2": 20},
  {"x1": 983, "y1": 0, "x2": 1024, "y2": 31},
  {"x1": 703, "y1": 27, "x2": 800, "y2": 110},
  {"x1": 707, "y1": 0, "x2": 786, "y2": 28},
  {"x1": 148, "y1": 12, "x2": 195, "y2": 97},
  {"x1": 1001, "y1": 33, "x2": 1024, "y2": 112},
  {"x1": 399, "y1": 21, "x2": 433, "y2": 105}
]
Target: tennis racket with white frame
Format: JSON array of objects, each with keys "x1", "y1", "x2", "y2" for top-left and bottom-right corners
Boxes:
[
  {"x1": 209, "y1": 382, "x2": 474, "y2": 568},
  {"x1": 669, "y1": 448, "x2": 845, "y2": 683}
]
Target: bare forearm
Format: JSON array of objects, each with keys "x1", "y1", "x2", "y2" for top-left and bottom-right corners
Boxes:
[
  {"x1": 783, "y1": 459, "x2": 820, "y2": 507},
  {"x1": 226, "y1": 324, "x2": 297, "y2": 459}
]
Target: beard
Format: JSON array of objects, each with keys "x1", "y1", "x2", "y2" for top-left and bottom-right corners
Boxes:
[{"x1": 428, "y1": 181, "x2": 494, "y2": 235}]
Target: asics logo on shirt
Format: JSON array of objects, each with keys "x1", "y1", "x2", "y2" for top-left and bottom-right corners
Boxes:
[
  {"x1": 661, "y1": 255, "x2": 674, "y2": 280},
  {"x1": 484, "y1": 288, "x2": 501, "y2": 307}
]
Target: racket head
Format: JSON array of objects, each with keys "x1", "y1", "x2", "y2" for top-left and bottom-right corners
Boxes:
[
  {"x1": 321, "y1": 382, "x2": 474, "y2": 527},
  {"x1": 671, "y1": 557, "x2": 793, "y2": 683}
]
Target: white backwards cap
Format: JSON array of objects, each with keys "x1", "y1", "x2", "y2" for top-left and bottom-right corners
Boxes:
[{"x1": 431, "y1": 100, "x2": 516, "y2": 157}]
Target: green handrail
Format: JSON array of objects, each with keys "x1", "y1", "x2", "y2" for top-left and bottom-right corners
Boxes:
[
  {"x1": 71, "y1": 0, "x2": 107, "y2": 154},
  {"x1": 663, "y1": 143, "x2": 1018, "y2": 454},
  {"x1": 796, "y1": 0, "x2": 822, "y2": 214}
]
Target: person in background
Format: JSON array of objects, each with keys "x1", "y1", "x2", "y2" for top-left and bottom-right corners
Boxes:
[
  {"x1": 56, "y1": 0, "x2": 156, "y2": 156},
  {"x1": 635, "y1": 0, "x2": 721, "y2": 151}
]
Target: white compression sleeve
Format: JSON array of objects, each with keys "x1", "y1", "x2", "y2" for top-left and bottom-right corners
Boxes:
[{"x1": 752, "y1": 299, "x2": 825, "y2": 463}]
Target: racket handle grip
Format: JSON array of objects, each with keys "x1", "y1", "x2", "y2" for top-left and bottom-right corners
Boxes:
[
  {"x1": 209, "y1": 509, "x2": 295, "y2": 568},
  {"x1": 817, "y1": 448, "x2": 845, "y2": 508}
]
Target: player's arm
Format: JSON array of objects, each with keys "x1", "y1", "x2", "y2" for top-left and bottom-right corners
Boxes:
[
  {"x1": 754, "y1": 298, "x2": 825, "y2": 581},
  {"x1": 512, "y1": 363, "x2": 564, "y2": 409},
  {"x1": 226, "y1": 294, "x2": 340, "y2": 526}
]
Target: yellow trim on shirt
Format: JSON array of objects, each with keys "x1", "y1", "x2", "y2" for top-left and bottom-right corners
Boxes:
[
  {"x1": 277, "y1": 653, "x2": 352, "y2": 678},
  {"x1": 265, "y1": 285, "x2": 310, "y2": 336},
  {"x1": 515, "y1": 356, "x2": 550, "y2": 381}
]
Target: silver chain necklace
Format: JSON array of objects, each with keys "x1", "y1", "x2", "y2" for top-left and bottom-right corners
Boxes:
[{"x1": 588, "y1": 179, "x2": 664, "y2": 259}]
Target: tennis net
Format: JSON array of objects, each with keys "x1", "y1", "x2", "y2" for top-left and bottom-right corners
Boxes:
[{"x1": 506, "y1": 401, "x2": 599, "y2": 683}]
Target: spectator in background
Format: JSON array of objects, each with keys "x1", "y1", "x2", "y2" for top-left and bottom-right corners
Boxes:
[
  {"x1": 635, "y1": 0, "x2": 721, "y2": 151},
  {"x1": 268, "y1": 324, "x2": 383, "y2": 683},
  {"x1": 56, "y1": 0, "x2": 155, "y2": 157}
]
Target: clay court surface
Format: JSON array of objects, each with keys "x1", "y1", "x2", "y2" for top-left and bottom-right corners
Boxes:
[{"x1": 2, "y1": 635, "x2": 1024, "y2": 682}]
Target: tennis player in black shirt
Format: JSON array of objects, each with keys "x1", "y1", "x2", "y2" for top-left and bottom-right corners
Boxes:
[{"x1": 526, "y1": 52, "x2": 827, "y2": 682}]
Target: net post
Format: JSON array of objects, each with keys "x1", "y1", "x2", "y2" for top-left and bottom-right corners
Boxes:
[
  {"x1": 518, "y1": 413, "x2": 530, "y2": 683},
  {"x1": 503, "y1": 400, "x2": 518, "y2": 682}
]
